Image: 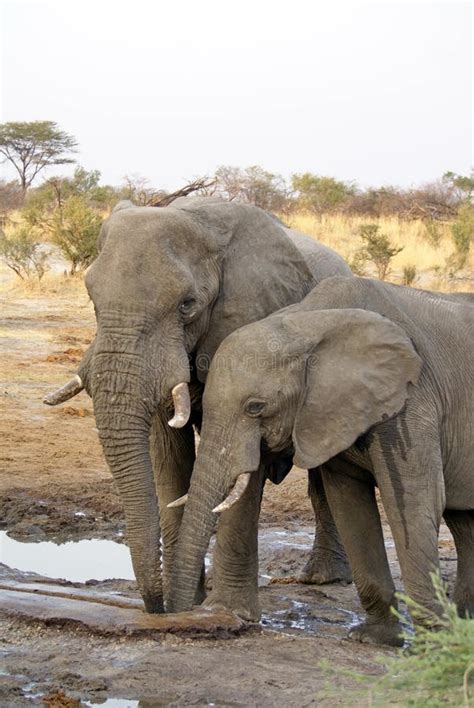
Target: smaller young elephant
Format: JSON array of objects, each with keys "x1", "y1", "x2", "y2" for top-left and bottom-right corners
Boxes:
[{"x1": 170, "y1": 276, "x2": 474, "y2": 646}]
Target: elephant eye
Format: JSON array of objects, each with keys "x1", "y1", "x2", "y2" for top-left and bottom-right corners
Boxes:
[
  {"x1": 179, "y1": 298, "x2": 197, "y2": 316},
  {"x1": 245, "y1": 400, "x2": 266, "y2": 417}
]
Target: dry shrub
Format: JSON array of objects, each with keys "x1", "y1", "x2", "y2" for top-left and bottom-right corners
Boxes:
[{"x1": 285, "y1": 213, "x2": 474, "y2": 286}]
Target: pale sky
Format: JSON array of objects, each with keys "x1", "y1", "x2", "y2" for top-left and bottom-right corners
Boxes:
[{"x1": 1, "y1": 0, "x2": 472, "y2": 189}]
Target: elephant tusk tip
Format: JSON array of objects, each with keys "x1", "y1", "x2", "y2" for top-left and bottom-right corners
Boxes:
[
  {"x1": 167, "y1": 494, "x2": 188, "y2": 508},
  {"x1": 167, "y1": 415, "x2": 188, "y2": 428},
  {"x1": 42, "y1": 375, "x2": 84, "y2": 406},
  {"x1": 212, "y1": 473, "x2": 251, "y2": 514},
  {"x1": 168, "y1": 382, "x2": 191, "y2": 428}
]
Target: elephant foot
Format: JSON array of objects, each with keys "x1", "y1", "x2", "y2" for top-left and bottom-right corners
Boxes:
[
  {"x1": 202, "y1": 588, "x2": 261, "y2": 623},
  {"x1": 143, "y1": 594, "x2": 165, "y2": 614},
  {"x1": 456, "y1": 598, "x2": 474, "y2": 619},
  {"x1": 348, "y1": 620, "x2": 403, "y2": 647},
  {"x1": 192, "y1": 565, "x2": 208, "y2": 607},
  {"x1": 453, "y1": 582, "x2": 474, "y2": 619},
  {"x1": 299, "y1": 552, "x2": 352, "y2": 586},
  {"x1": 194, "y1": 584, "x2": 207, "y2": 607}
]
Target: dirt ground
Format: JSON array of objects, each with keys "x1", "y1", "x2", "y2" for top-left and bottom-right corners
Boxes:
[{"x1": 0, "y1": 276, "x2": 459, "y2": 707}]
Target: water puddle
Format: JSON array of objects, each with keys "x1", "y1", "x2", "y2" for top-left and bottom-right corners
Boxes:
[
  {"x1": 259, "y1": 528, "x2": 313, "y2": 549},
  {"x1": 1, "y1": 526, "x2": 364, "y2": 644},
  {"x1": 86, "y1": 700, "x2": 238, "y2": 707},
  {"x1": 87, "y1": 701, "x2": 139, "y2": 708},
  {"x1": 0, "y1": 531, "x2": 134, "y2": 582},
  {"x1": 261, "y1": 597, "x2": 359, "y2": 636}
]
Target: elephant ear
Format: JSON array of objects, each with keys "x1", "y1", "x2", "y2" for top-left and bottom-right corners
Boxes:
[
  {"x1": 112, "y1": 200, "x2": 135, "y2": 213},
  {"x1": 174, "y1": 198, "x2": 315, "y2": 381},
  {"x1": 98, "y1": 200, "x2": 135, "y2": 251},
  {"x1": 283, "y1": 308, "x2": 422, "y2": 470}
]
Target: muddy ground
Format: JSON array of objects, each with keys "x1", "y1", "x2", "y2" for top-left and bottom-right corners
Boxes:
[{"x1": 0, "y1": 277, "x2": 459, "y2": 706}]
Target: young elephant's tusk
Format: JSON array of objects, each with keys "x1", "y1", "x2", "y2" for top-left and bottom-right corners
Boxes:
[
  {"x1": 212, "y1": 473, "x2": 251, "y2": 514},
  {"x1": 43, "y1": 375, "x2": 84, "y2": 406},
  {"x1": 167, "y1": 494, "x2": 188, "y2": 509},
  {"x1": 168, "y1": 382, "x2": 191, "y2": 428}
]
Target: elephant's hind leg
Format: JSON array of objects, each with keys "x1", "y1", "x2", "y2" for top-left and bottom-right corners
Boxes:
[
  {"x1": 321, "y1": 459, "x2": 403, "y2": 646},
  {"x1": 371, "y1": 424, "x2": 445, "y2": 624},
  {"x1": 299, "y1": 467, "x2": 352, "y2": 585},
  {"x1": 444, "y1": 509, "x2": 474, "y2": 618}
]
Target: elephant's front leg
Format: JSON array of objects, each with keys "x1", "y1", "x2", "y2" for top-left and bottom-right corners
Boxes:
[
  {"x1": 321, "y1": 458, "x2": 403, "y2": 646},
  {"x1": 203, "y1": 464, "x2": 266, "y2": 621},
  {"x1": 150, "y1": 412, "x2": 205, "y2": 607},
  {"x1": 299, "y1": 467, "x2": 352, "y2": 585}
]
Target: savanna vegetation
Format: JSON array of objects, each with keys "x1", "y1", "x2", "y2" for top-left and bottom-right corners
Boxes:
[
  {"x1": 1, "y1": 123, "x2": 473, "y2": 705},
  {"x1": 1, "y1": 121, "x2": 473, "y2": 292}
]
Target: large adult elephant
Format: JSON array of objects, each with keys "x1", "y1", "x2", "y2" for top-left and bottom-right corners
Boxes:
[
  {"x1": 44, "y1": 197, "x2": 352, "y2": 617},
  {"x1": 170, "y1": 276, "x2": 474, "y2": 643}
]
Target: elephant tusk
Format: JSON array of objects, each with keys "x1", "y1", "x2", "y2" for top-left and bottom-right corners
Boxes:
[
  {"x1": 168, "y1": 382, "x2": 191, "y2": 428},
  {"x1": 43, "y1": 375, "x2": 84, "y2": 406},
  {"x1": 167, "y1": 494, "x2": 188, "y2": 509},
  {"x1": 212, "y1": 473, "x2": 251, "y2": 514}
]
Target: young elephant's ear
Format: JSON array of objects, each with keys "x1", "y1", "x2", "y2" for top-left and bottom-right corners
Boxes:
[{"x1": 283, "y1": 309, "x2": 422, "y2": 470}]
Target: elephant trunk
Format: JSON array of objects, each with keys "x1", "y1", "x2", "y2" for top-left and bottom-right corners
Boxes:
[
  {"x1": 168, "y1": 430, "x2": 233, "y2": 613},
  {"x1": 92, "y1": 353, "x2": 163, "y2": 613}
]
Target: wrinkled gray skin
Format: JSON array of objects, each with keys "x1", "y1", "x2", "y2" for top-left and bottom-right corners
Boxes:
[
  {"x1": 46, "y1": 197, "x2": 352, "y2": 615},
  {"x1": 171, "y1": 276, "x2": 474, "y2": 645}
]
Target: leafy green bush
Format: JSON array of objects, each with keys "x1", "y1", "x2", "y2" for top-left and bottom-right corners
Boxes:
[
  {"x1": 51, "y1": 196, "x2": 102, "y2": 274},
  {"x1": 0, "y1": 225, "x2": 49, "y2": 281},
  {"x1": 349, "y1": 250, "x2": 369, "y2": 276},
  {"x1": 352, "y1": 223, "x2": 403, "y2": 280},
  {"x1": 291, "y1": 173, "x2": 355, "y2": 218},
  {"x1": 448, "y1": 204, "x2": 474, "y2": 272}
]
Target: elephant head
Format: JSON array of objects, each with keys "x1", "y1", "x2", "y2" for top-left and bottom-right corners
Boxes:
[
  {"x1": 43, "y1": 197, "x2": 314, "y2": 612},
  {"x1": 170, "y1": 294, "x2": 422, "y2": 612}
]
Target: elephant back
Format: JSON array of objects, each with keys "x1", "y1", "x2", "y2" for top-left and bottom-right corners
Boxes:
[{"x1": 285, "y1": 228, "x2": 353, "y2": 282}]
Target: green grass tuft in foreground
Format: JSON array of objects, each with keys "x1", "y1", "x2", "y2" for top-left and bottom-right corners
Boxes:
[{"x1": 321, "y1": 574, "x2": 474, "y2": 706}]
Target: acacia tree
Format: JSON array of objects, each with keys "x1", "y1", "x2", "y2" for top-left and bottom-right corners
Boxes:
[{"x1": 0, "y1": 121, "x2": 78, "y2": 194}]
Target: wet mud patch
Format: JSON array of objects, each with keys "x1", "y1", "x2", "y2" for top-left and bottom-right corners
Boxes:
[
  {"x1": 261, "y1": 583, "x2": 360, "y2": 640},
  {"x1": 0, "y1": 586, "x2": 248, "y2": 640},
  {"x1": 0, "y1": 482, "x2": 125, "y2": 543}
]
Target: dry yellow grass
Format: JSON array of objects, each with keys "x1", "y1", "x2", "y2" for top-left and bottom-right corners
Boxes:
[
  {"x1": 285, "y1": 213, "x2": 474, "y2": 291},
  {"x1": 1, "y1": 211, "x2": 473, "y2": 295},
  {"x1": 0, "y1": 264, "x2": 88, "y2": 297}
]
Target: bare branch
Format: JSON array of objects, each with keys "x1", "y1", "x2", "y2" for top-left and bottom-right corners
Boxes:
[{"x1": 149, "y1": 177, "x2": 217, "y2": 207}]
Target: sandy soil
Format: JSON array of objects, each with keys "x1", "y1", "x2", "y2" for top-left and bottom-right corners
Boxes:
[{"x1": 0, "y1": 277, "x2": 459, "y2": 707}]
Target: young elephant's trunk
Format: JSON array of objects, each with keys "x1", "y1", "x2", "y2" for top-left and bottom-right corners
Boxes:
[
  {"x1": 168, "y1": 431, "x2": 232, "y2": 612},
  {"x1": 169, "y1": 415, "x2": 261, "y2": 613}
]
